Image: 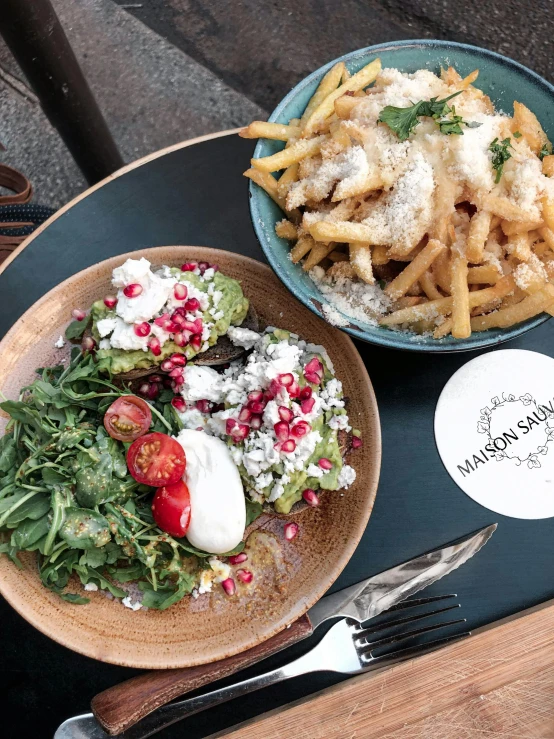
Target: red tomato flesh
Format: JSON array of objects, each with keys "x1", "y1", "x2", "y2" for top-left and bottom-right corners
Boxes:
[
  {"x1": 152, "y1": 480, "x2": 191, "y2": 537},
  {"x1": 104, "y1": 395, "x2": 151, "y2": 442},
  {"x1": 127, "y1": 432, "x2": 186, "y2": 486}
]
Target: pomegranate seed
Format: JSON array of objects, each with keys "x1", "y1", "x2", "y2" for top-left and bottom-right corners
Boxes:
[
  {"x1": 291, "y1": 420, "x2": 311, "y2": 438},
  {"x1": 229, "y1": 552, "x2": 248, "y2": 565},
  {"x1": 172, "y1": 312, "x2": 186, "y2": 327},
  {"x1": 248, "y1": 390, "x2": 264, "y2": 403},
  {"x1": 173, "y1": 331, "x2": 187, "y2": 347},
  {"x1": 274, "y1": 441, "x2": 282, "y2": 452},
  {"x1": 198, "y1": 261, "x2": 209, "y2": 274},
  {"x1": 304, "y1": 372, "x2": 322, "y2": 385},
  {"x1": 318, "y1": 458, "x2": 333, "y2": 470},
  {"x1": 103, "y1": 295, "x2": 117, "y2": 309},
  {"x1": 72, "y1": 308, "x2": 86, "y2": 321},
  {"x1": 221, "y1": 578, "x2": 236, "y2": 596},
  {"x1": 155, "y1": 314, "x2": 171, "y2": 328},
  {"x1": 352, "y1": 436, "x2": 363, "y2": 449},
  {"x1": 301, "y1": 397, "x2": 315, "y2": 414},
  {"x1": 269, "y1": 379, "x2": 282, "y2": 397},
  {"x1": 173, "y1": 283, "x2": 188, "y2": 301},
  {"x1": 138, "y1": 382, "x2": 150, "y2": 397},
  {"x1": 210, "y1": 263, "x2": 219, "y2": 272},
  {"x1": 123, "y1": 283, "x2": 143, "y2": 298},
  {"x1": 278, "y1": 406, "x2": 294, "y2": 422},
  {"x1": 226, "y1": 418, "x2": 237, "y2": 434},
  {"x1": 181, "y1": 262, "x2": 197, "y2": 272},
  {"x1": 299, "y1": 386, "x2": 312, "y2": 401},
  {"x1": 171, "y1": 396, "x2": 187, "y2": 412},
  {"x1": 274, "y1": 421, "x2": 290, "y2": 441},
  {"x1": 134, "y1": 322, "x2": 151, "y2": 337},
  {"x1": 184, "y1": 297, "x2": 200, "y2": 311},
  {"x1": 163, "y1": 377, "x2": 173, "y2": 388},
  {"x1": 284, "y1": 522, "x2": 299, "y2": 541},
  {"x1": 305, "y1": 357, "x2": 324, "y2": 375},
  {"x1": 169, "y1": 367, "x2": 184, "y2": 379},
  {"x1": 147, "y1": 384, "x2": 159, "y2": 400},
  {"x1": 279, "y1": 373, "x2": 294, "y2": 387},
  {"x1": 170, "y1": 380, "x2": 183, "y2": 392},
  {"x1": 236, "y1": 569, "x2": 253, "y2": 584},
  {"x1": 302, "y1": 489, "x2": 319, "y2": 506},
  {"x1": 281, "y1": 439, "x2": 296, "y2": 453},
  {"x1": 263, "y1": 390, "x2": 274, "y2": 403},
  {"x1": 149, "y1": 375, "x2": 163, "y2": 383},
  {"x1": 247, "y1": 400, "x2": 265, "y2": 414},
  {"x1": 190, "y1": 334, "x2": 202, "y2": 351},
  {"x1": 250, "y1": 415, "x2": 262, "y2": 430},
  {"x1": 148, "y1": 337, "x2": 161, "y2": 356},
  {"x1": 226, "y1": 419, "x2": 249, "y2": 442},
  {"x1": 196, "y1": 399, "x2": 212, "y2": 413},
  {"x1": 288, "y1": 380, "x2": 300, "y2": 398},
  {"x1": 81, "y1": 336, "x2": 96, "y2": 352},
  {"x1": 170, "y1": 353, "x2": 187, "y2": 366},
  {"x1": 239, "y1": 407, "x2": 252, "y2": 422},
  {"x1": 160, "y1": 359, "x2": 174, "y2": 372}
]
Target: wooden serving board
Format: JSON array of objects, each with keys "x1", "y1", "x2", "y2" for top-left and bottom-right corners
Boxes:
[{"x1": 217, "y1": 599, "x2": 554, "y2": 739}]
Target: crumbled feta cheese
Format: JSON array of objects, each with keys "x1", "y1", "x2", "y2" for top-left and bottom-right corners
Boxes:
[
  {"x1": 96, "y1": 317, "x2": 118, "y2": 338},
  {"x1": 306, "y1": 463, "x2": 324, "y2": 478},
  {"x1": 84, "y1": 582, "x2": 98, "y2": 591},
  {"x1": 54, "y1": 335, "x2": 65, "y2": 349},
  {"x1": 122, "y1": 596, "x2": 142, "y2": 611},
  {"x1": 181, "y1": 366, "x2": 224, "y2": 403},
  {"x1": 227, "y1": 326, "x2": 261, "y2": 349},
  {"x1": 112, "y1": 258, "x2": 175, "y2": 324},
  {"x1": 337, "y1": 465, "x2": 356, "y2": 489},
  {"x1": 208, "y1": 557, "x2": 231, "y2": 582}
]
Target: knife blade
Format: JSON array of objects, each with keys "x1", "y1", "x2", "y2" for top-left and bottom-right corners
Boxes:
[{"x1": 55, "y1": 523, "x2": 496, "y2": 738}]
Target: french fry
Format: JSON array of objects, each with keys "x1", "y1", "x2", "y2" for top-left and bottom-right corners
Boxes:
[
  {"x1": 329, "y1": 120, "x2": 352, "y2": 149},
  {"x1": 372, "y1": 244, "x2": 389, "y2": 265},
  {"x1": 420, "y1": 270, "x2": 442, "y2": 300},
  {"x1": 327, "y1": 261, "x2": 355, "y2": 279},
  {"x1": 433, "y1": 250, "x2": 452, "y2": 294},
  {"x1": 482, "y1": 195, "x2": 535, "y2": 222},
  {"x1": 275, "y1": 219, "x2": 298, "y2": 240},
  {"x1": 466, "y1": 210, "x2": 491, "y2": 263},
  {"x1": 251, "y1": 135, "x2": 325, "y2": 173},
  {"x1": 277, "y1": 163, "x2": 299, "y2": 196},
  {"x1": 300, "y1": 62, "x2": 345, "y2": 126},
  {"x1": 303, "y1": 241, "x2": 336, "y2": 271},
  {"x1": 393, "y1": 296, "x2": 425, "y2": 309},
  {"x1": 384, "y1": 239, "x2": 445, "y2": 300},
  {"x1": 290, "y1": 235, "x2": 315, "y2": 263},
  {"x1": 506, "y1": 232, "x2": 531, "y2": 261},
  {"x1": 467, "y1": 265, "x2": 500, "y2": 284},
  {"x1": 471, "y1": 284, "x2": 554, "y2": 331},
  {"x1": 328, "y1": 250, "x2": 349, "y2": 262},
  {"x1": 239, "y1": 122, "x2": 301, "y2": 141},
  {"x1": 332, "y1": 173, "x2": 382, "y2": 201},
  {"x1": 349, "y1": 242, "x2": 374, "y2": 284},
  {"x1": 379, "y1": 276, "x2": 515, "y2": 326},
  {"x1": 458, "y1": 69, "x2": 479, "y2": 89},
  {"x1": 501, "y1": 218, "x2": 544, "y2": 236},
  {"x1": 541, "y1": 197, "x2": 554, "y2": 232},
  {"x1": 450, "y1": 255, "x2": 471, "y2": 338},
  {"x1": 490, "y1": 215, "x2": 502, "y2": 231},
  {"x1": 341, "y1": 66, "x2": 351, "y2": 84},
  {"x1": 303, "y1": 58, "x2": 381, "y2": 136},
  {"x1": 243, "y1": 168, "x2": 301, "y2": 222},
  {"x1": 434, "y1": 317, "x2": 453, "y2": 339},
  {"x1": 512, "y1": 101, "x2": 550, "y2": 155},
  {"x1": 442, "y1": 66, "x2": 463, "y2": 85},
  {"x1": 539, "y1": 226, "x2": 554, "y2": 251},
  {"x1": 334, "y1": 95, "x2": 363, "y2": 119},
  {"x1": 309, "y1": 220, "x2": 377, "y2": 244},
  {"x1": 542, "y1": 155, "x2": 554, "y2": 178}
]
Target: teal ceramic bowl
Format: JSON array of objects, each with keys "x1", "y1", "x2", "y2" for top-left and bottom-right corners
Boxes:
[{"x1": 249, "y1": 40, "x2": 554, "y2": 352}]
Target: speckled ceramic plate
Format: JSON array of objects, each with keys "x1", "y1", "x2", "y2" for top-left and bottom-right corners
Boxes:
[
  {"x1": 0, "y1": 246, "x2": 380, "y2": 669},
  {"x1": 249, "y1": 40, "x2": 554, "y2": 352}
]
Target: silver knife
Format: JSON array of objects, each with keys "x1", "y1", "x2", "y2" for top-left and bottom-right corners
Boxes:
[{"x1": 55, "y1": 523, "x2": 496, "y2": 738}]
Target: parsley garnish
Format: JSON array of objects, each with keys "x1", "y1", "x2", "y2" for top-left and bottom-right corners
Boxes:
[
  {"x1": 378, "y1": 92, "x2": 479, "y2": 141},
  {"x1": 513, "y1": 131, "x2": 522, "y2": 139},
  {"x1": 489, "y1": 137, "x2": 513, "y2": 183},
  {"x1": 539, "y1": 143, "x2": 552, "y2": 161}
]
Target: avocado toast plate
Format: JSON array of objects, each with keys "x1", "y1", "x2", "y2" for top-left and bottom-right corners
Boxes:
[{"x1": 0, "y1": 246, "x2": 380, "y2": 669}]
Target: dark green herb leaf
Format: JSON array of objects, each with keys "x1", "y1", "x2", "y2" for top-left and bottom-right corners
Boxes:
[
  {"x1": 0, "y1": 436, "x2": 17, "y2": 473},
  {"x1": 60, "y1": 592, "x2": 90, "y2": 605},
  {"x1": 65, "y1": 314, "x2": 91, "y2": 340},
  {"x1": 10, "y1": 513, "x2": 50, "y2": 548},
  {"x1": 80, "y1": 547, "x2": 108, "y2": 569},
  {"x1": 539, "y1": 143, "x2": 552, "y2": 161},
  {"x1": 245, "y1": 499, "x2": 263, "y2": 527},
  {"x1": 513, "y1": 131, "x2": 522, "y2": 139},
  {"x1": 6, "y1": 494, "x2": 50, "y2": 526},
  {"x1": 42, "y1": 467, "x2": 69, "y2": 486},
  {"x1": 489, "y1": 137, "x2": 513, "y2": 183},
  {"x1": 59, "y1": 507, "x2": 111, "y2": 549},
  {"x1": 75, "y1": 453, "x2": 113, "y2": 507},
  {"x1": 378, "y1": 91, "x2": 463, "y2": 141}
]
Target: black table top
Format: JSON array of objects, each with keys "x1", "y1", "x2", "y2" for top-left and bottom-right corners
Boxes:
[{"x1": 1, "y1": 133, "x2": 553, "y2": 739}]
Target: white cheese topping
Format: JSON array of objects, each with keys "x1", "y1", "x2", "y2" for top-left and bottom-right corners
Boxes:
[
  {"x1": 112, "y1": 257, "x2": 176, "y2": 324},
  {"x1": 175, "y1": 430, "x2": 246, "y2": 554}
]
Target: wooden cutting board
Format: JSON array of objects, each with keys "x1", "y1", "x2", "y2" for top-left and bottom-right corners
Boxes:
[{"x1": 216, "y1": 599, "x2": 554, "y2": 738}]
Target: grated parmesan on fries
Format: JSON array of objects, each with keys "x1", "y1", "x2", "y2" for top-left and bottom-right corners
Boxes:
[{"x1": 242, "y1": 59, "x2": 554, "y2": 339}]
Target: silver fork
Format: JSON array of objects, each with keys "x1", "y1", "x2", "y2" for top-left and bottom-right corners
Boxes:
[{"x1": 114, "y1": 595, "x2": 468, "y2": 739}]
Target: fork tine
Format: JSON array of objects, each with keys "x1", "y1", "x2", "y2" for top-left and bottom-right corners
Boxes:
[
  {"x1": 362, "y1": 631, "x2": 471, "y2": 666},
  {"x1": 356, "y1": 603, "x2": 461, "y2": 635},
  {"x1": 383, "y1": 594, "x2": 457, "y2": 613},
  {"x1": 357, "y1": 617, "x2": 467, "y2": 654}
]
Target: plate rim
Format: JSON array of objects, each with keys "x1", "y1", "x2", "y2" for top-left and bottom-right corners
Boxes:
[{"x1": 0, "y1": 245, "x2": 381, "y2": 668}]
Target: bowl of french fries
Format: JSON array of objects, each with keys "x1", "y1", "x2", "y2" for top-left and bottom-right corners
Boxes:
[{"x1": 242, "y1": 40, "x2": 554, "y2": 351}]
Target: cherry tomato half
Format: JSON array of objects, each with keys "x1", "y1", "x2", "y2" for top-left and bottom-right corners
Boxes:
[
  {"x1": 127, "y1": 432, "x2": 186, "y2": 487},
  {"x1": 104, "y1": 395, "x2": 152, "y2": 442},
  {"x1": 152, "y1": 480, "x2": 191, "y2": 537}
]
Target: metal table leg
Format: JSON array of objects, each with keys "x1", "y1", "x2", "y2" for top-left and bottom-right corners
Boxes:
[{"x1": 0, "y1": 0, "x2": 124, "y2": 184}]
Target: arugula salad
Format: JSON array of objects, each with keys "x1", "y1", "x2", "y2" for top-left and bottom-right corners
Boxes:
[{"x1": 0, "y1": 257, "x2": 360, "y2": 610}]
